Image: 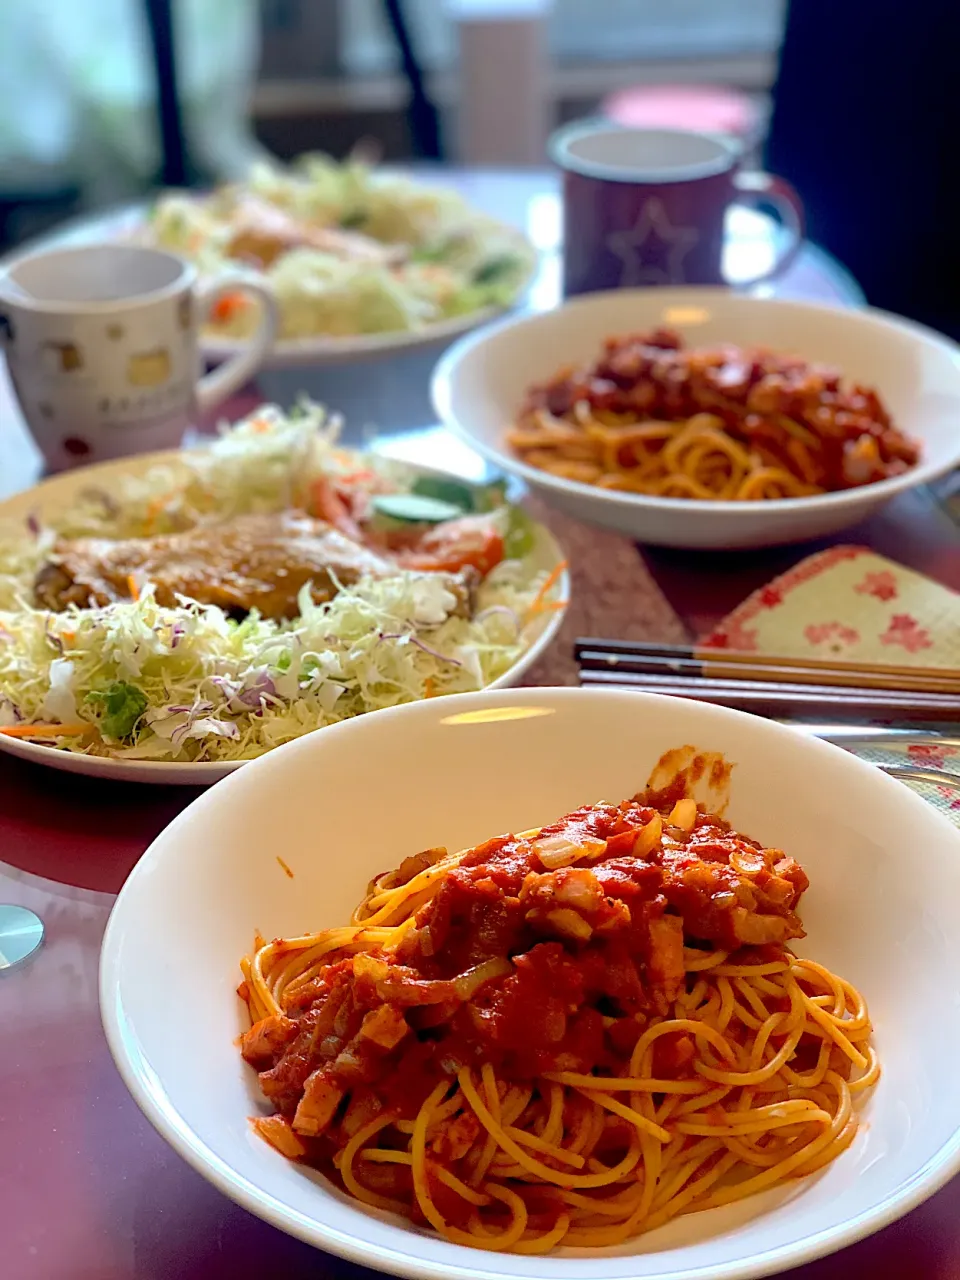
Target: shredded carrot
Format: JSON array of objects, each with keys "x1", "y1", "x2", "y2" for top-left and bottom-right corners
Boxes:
[
  {"x1": 276, "y1": 856, "x2": 295, "y2": 879},
  {"x1": 527, "y1": 561, "x2": 568, "y2": 617},
  {"x1": 126, "y1": 574, "x2": 140, "y2": 602},
  {"x1": 424, "y1": 677, "x2": 437, "y2": 698},
  {"x1": 250, "y1": 417, "x2": 271, "y2": 434},
  {"x1": 144, "y1": 489, "x2": 176, "y2": 533},
  {"x1": 527, "y1": 599, "x2": 568, "y2": 617},
  {"x1": 210, "y1": 291, "x2": 250, "y2": 325},
  {"x1": 62, "y1": 631, "x2": 76, "y2": 645},
  {"x1": 0, "y1": 723, "x2": 92, "y2": 739}
]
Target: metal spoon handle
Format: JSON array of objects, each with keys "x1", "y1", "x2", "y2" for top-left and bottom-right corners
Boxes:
[{"x1": 878, "y1": 764, "x2": 960, "y2": 790}]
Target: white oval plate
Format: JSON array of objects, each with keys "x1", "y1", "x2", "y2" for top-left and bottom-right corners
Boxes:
[
  {"x1": 0, "y1": 453, "x2": 567, "y2": 784},
  {"x1": 100, "y1": 686, "x2": 960, "y2": 1280},
  {"x1": 432, "y1": 287, "x2": 960, "y2": 550},
  {"x1": 0, "y1": 203, "x2": 536, "y2": 370}
]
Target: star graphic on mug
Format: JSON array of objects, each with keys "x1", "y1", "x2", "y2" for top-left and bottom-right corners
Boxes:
[{"x1": 606, "y1": 199, "x2": 700, "y2": 286}]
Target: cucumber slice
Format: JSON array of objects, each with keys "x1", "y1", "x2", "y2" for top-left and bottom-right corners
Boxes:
[
  {"x1": 371, "y1": 493, "x2": 465, "y2": 524},
  {"x1": 473, "y1": 253, "x2": 521, "y2": 284},
  {"x1": 410, "y1": 474, "x2": 476, "y2": 512},
  {"x1": 474, "y1": 477, "x2": 509, "y2": 512},
  {"x1": 504, "y1": 506, "x2": 536, "y2": 558}
]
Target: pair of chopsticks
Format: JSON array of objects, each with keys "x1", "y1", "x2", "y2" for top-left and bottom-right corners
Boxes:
[{"x1": 575, "y1": 639, "x2": 960, "y2": 721}]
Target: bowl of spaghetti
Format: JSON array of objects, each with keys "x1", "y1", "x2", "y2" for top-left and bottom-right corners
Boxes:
[
  {"x1": 100, "y1": 687, "x2": 960, "y2": 1279},
  {"x1": 431, "y1": 288, "x2": 960, "y2": 548}
]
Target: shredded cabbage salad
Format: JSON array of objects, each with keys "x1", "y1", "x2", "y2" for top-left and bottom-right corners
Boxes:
[
  {"x1": 0, "y1": 406, "x2": 562, "y2": 763},
  {"x1": 149, "y1": 154, "x2": 535, "y2": 341}
]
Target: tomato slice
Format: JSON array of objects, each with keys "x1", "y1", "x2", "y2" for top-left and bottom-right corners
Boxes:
[
  {"x1": 400, "y1": 515, "x2": 504, "y2": 576},
  {"x1": 308, "y1": 478, "x2": 363, "y2": 541},
  {"x1": 209, "y1": 291, "x2": 249, "y2": 325}
]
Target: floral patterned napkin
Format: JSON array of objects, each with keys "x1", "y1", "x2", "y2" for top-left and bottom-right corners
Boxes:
[
  {"x1": 702, "y1": 545, "x2": 960, "y2": 826},
  {"x1": 702, "y1": 545, "x2": 960, "y2": 667}
]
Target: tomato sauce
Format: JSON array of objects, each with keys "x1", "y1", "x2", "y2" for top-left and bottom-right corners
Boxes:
[{"x1": 246, "y1": 794, "x2": 810, "y2": 1148}]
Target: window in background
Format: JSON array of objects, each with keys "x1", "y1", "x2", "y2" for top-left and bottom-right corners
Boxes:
[
  {"x1": 339, "y1": 0, "x2": 786, "y2": 75},
  {"x1": 0, "y1": 0, "x2": 261, "y2": 244},
  {"x1": 253, "y1": 0, "x2": 787, "y2": 162},
  {"x1": 259, "y1": 0, "x2": 340, "y2": 77},
  {"x1": 253, "y1": 0, "x2": 783, "y2": 166}
]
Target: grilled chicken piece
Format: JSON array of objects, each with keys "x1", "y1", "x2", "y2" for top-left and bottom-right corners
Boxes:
[
  {"x1": 240, "y1": 1014, "x2": 299, "y2": 1068},
  {"x1": 34, "y1": 511, "x2": 397, "y2": 620},
  {"x1": 292, "y1": 1070, "x2": 344, "y2": 1137},
  {"x1": 225, "y1": 194, "x2": 405, "y2": 270},
  {"x1": 656, "y1": 826, "x2": 809, "y2": 950}
]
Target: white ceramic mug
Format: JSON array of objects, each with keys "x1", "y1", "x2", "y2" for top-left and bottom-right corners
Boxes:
[{"x1": 0, "y1": 243, "x2": 278, "y2": 472}]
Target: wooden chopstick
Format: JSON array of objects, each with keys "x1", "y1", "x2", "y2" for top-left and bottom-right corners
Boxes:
[
  {"x1": 577, "y1": 649, "x2": 958, "y2": 695},
  {"x1": 578, "y1": 668, "x2": 960, "y2": 721},
  {"x1": 575, "y1": 638, "x2": 960, "y2": 693}
]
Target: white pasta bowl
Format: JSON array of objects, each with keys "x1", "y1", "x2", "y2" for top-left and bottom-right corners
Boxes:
[
  {"x1": 100, "y1": 686, "x2": 960, "y2": 1280},
  {"x1": 431, "y1": 288, "x2": 960, "y2": 549}
]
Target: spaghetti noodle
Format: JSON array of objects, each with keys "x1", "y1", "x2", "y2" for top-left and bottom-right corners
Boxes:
[
  {"x1": 507, "y1": 328, "x2": 918, "y2": 500},
  {"x1": 239, "y1": 786, "x2": 877, "y2": 1253}
]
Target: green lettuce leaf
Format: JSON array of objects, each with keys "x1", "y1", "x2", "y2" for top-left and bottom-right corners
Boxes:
[{"x1": 85, "y1": 681, "x2": 148, "y2": 740}]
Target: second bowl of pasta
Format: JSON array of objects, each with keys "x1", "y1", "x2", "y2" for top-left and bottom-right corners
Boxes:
[{"x1": 431, "y1": 288, "x2": 960, "y2": 549}]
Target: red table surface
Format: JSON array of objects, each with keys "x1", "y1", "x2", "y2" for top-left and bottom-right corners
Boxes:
[{"x1": 2, "y1": 174, "x2": 960, "y2": 1280}]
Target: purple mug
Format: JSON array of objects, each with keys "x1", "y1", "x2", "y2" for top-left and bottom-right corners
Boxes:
[{"x1": 550, "y1": 121, "x2": 805, "y2": 296}]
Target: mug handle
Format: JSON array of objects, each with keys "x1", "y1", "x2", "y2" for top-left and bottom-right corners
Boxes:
[
  {"x1": 727, "y1": 171, "x2": 806, "y2": 287},
  {"x1": 194, "y1": 279, "x2": 280, "y2": 415}
]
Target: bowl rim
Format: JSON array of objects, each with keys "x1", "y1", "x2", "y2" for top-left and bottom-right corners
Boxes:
[
  {"x1": 99, "y1": 686, "x2": 960, "y2": 1280},
  {"x1": 431, "y1": 287, "x2": 960, "y2": 519}
]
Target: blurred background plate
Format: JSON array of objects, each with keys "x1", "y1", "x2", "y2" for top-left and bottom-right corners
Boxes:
[{"x1": 0, "y1": 181, "x2": 825, "y2": 374}]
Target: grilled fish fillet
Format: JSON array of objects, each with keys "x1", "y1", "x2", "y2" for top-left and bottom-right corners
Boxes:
[
  {"x1": 225, "y1": 194, "x2": 405, "y2": 270},
  {"x1": 34, "y1": 512, "x2": 398, "y2": 620}
]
